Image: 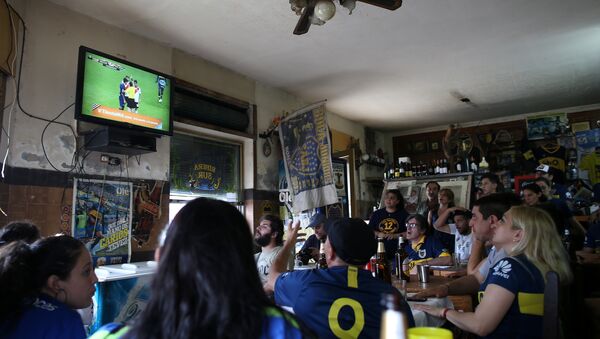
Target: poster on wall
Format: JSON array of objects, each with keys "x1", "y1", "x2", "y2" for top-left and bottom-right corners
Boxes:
[
  {"x1": 131, "y1": 180, "x2": 164, "y2": 247},
  {"x1": 332, "y1": 161, "x2": 347, "y2": 197},
  {"x1": 72, "y1": 179, "x2": 133, "y2": 266},
  {"x1": 526, "y1": 113, "x2": 568, "y2": 140}
]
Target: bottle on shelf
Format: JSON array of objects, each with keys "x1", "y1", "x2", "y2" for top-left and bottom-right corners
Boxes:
[
  {"x1": 399, "y1": 161, "x2": 405, "y2": 177},
  {"x1": 479, "y1": 157, "x2": 489, "y2": 173},
  {"x1": 317, "y1": 238, "x2": 328, "y2": 269},
  {"x1": 394, "y1": 237, "x2": 410, "y2": 282},
  {"x1": 379, "y1": 293, "x2": 408, "y2": 339},
  {"x1": 375, "y1": 237, "x2": 392, "y2": 283}
]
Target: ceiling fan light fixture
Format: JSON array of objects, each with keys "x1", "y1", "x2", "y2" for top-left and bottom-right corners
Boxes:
[{"x1": 314, "y1": 0, "x2": 336, "y2": 22}]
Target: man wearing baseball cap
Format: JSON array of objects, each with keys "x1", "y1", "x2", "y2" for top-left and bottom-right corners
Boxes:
[
  {"x1": 266, "y1": 218, "x2": 414, "y2": 338},
  {"x1": 297, "y1": 213, "x2": 329, "y2": 262}
]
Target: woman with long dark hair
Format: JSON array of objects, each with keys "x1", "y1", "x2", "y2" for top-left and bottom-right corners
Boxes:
[
  {"x1": 91, "y1": 197, "x2": 311, "y2": 339},
  {"x1": 0, "y1": 235, "x2": 97, "y2": 338}
]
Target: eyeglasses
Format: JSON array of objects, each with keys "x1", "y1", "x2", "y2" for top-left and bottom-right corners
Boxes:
[{"x1": 405, "y1": 223, "x2": 419, "y2": 229}]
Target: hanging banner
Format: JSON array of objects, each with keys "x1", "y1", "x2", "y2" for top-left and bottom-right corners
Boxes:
[
  {"x1": 72, "y1": 179, "x2": 133, "y2": 266},
  {"x1": 279, "y1": 102, "x2": 338, "y2": 213}
]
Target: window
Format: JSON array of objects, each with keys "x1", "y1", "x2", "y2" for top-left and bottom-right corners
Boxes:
[{"x1": 169, "y1": 132, "x2": 242, "y2": 221}]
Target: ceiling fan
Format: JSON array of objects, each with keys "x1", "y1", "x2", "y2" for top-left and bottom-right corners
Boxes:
[{"x1": 290, "y1": 0, "x2": 403, "y2": 35}]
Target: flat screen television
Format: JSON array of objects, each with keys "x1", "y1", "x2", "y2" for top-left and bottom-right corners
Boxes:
[{"x1": 75, "y1": 46, "x2": 173, "y2": 136}]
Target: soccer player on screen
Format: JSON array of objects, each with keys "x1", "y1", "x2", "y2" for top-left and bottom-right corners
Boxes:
[
  {"x1": 156, "y1": 75, "x2": 167, "y2": 103},
  {"x1": 133, "y1": 80, "x2": 142, "y2": 113},
  {"x1": 119, "y1": 76, "x2": 130, "y2": 110}
]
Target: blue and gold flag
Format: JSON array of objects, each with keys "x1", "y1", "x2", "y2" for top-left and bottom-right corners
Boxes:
[{"x1": 279, "y1": 102, "x2": 338, "y2": 213}]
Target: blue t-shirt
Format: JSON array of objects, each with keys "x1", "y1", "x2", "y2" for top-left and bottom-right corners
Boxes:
[
  {"x1": 89, "y1": 307, "x2": 306, "y2": 339},
  {"x1": 584, "y1": 222, "x2": 600, "y2": 248},
  {"x1": 404, "y1": 235, "x2": 449, "y2": 263},
  {"x1": 369, "y1": 208, "x2": 409, "y2": 258},
  {"x1": 0, "y1": 294, "x2": 86, "y2": 339},
  {"x1": 479, "y1": 255, "x2": 544, "y2": 339},
  {"x1": 430, "y1": 210, "x2": 456, "y2": 253},
  {"x1": 300, "y1": 234, "x2": 321, "y2": 252},
  {"x1": 275, "y1": 266, "x2": 415, "y2": 339}
]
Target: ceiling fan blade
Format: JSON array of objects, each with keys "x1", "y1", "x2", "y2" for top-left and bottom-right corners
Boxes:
[
  {"x1": 357, "y1": 0, "x2": 402, "y2": 10},
  {"x1": 294, "y1": 0, "x2": 316, "y2": 35}
]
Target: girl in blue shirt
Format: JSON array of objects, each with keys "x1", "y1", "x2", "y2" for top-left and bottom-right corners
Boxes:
[{"x1": 0, "y1": 235, "x2": 98, "y2": 339}]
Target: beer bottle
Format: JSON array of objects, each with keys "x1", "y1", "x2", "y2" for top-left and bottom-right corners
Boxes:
[
  {"x1": 379, "y1": 293, "x2": 408, "y2": 339},
  {"x1": 395, "y1": 237, "x2": 410, "y2": 282},
  {"x1": 375, "y1": 237, "x2": 392, "y2": 283},
  {"x1": 317, "y1": 238, "x2": 328, "y2": 269}
]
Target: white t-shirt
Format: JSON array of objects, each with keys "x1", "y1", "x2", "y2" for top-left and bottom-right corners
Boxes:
[
  {"x1": 478, "y1": 246, "x2": 507, "y2": 279},
  {"x1": 448, "y1": 224, "x2": 473, "y2": 264},
  {"x1": 255, "y1": 246, "x2": 283, "y2": 284}
]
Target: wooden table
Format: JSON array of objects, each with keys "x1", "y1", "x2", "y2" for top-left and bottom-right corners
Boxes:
[{"x1": 392, "y1": 275, "x2": 474, "y2": 312}]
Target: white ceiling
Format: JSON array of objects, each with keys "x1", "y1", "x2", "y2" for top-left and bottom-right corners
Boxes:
[{"x1": 50, "y1": 0, "x2": 600, "y2": 131}]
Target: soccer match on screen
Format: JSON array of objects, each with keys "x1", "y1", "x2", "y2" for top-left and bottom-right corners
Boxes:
[{"x1": 80, "y1": 51, "x2": 171, "y2": 133}]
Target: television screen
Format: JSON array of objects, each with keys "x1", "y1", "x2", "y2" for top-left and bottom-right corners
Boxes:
[{"x1": 75, "y1": 46, "x2": 173, "y2": 136}]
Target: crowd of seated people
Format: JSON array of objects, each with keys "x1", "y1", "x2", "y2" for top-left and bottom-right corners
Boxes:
[{"x1": 1, "y1": 184, "x2": 592, "y2": 338}]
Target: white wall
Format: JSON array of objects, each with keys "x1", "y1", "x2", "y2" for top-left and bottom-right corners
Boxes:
[
  {"x1": 2, "y1": 0, "x2": 374, "y2": 196},
  {"x1": 3, "y1": 0, "x2": 171, "y2": 180}
]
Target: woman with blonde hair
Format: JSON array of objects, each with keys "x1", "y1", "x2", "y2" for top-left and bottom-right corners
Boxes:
[{"x1": 416, "y1": 205, "x2": 572, "y2": 338}]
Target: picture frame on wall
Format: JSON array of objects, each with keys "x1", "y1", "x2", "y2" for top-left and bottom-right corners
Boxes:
[
  {"x1": 430, "y1": 140, "x2": 440, "y2": 151},
  {"x1": 412, "y1": 140, "x2": 428, "y2": 153},
  {"x1": 526, "y1": 113, "x2": 568, "y2": 140}
]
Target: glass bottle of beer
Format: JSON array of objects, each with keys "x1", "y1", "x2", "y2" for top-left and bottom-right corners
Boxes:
[
  {"x1": 317, "y1": 238, "x2": 328, "y2": 269},
  {"x1": 395, "y1": 237, "x2": 410, "y2": 282},
  {"x1": 379, "y1": 293, "x2": 408, "y2": 339},
  {"x1": 375, "y1": 237, "x2": 392, "y2": 283}
]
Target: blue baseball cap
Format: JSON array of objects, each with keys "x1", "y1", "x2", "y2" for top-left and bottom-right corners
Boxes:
[{"x1": 307, "y1": 213, "x2": 327, "y2": 228}]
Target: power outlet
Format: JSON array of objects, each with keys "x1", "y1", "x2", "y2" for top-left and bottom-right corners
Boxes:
[{"x1": 100, "y1": 154, "x2": 121, "y2": 166}]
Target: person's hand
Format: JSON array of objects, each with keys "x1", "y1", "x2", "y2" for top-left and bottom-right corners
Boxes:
[
  {"x1": 412, "y1": 304, "x2": 445, "y2": 318},
  {"x1": 413, "y1": 284, "x2": 449, "y2": 299},
  {"x1": 285, "y1": 220, "x2": 302, "y2": 245}
]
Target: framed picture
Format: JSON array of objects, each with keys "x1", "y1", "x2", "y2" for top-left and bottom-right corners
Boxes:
[
  {"x1": 526, "y1": 113, "x2": 568, "y2": 140},
  {"x1": 430, "y1": 140, "x2": 440, "y2": 151},
  {"x1": 514, "y1": 174, "x2": 537, "y2": 196},
  {"x1": 412, "y1": 140, "x2": 428, "y2": 153},
  {"x1": 571, "y1": 121, "x2": 590, "y2": 133}
]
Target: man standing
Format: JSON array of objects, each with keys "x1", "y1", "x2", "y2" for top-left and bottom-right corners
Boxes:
[
  {"x1": 417, "y1": 181, "x2": 440, "y2": 217},
  {"x1": 156, "y1": 75, "x2": 167, "y2": 103},
  {"x1": 266, "y1": 218, "x2": 415, "y2": 338},
  {"x1": 415, "y1": 193, "x2": 520, "y2": 299},
  {"x1": 254, "y1": 214, "x2": 284, "y2": 286},
  {"x1": 297, "y1": 213, "x2": 328, "y2": 262}
]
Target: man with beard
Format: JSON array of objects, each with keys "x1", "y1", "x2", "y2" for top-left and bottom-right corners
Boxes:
[{"x1": 254, "y1": 214, "x2": 285, "y2": 286}]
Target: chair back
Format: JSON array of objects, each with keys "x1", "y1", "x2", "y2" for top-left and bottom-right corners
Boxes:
[{"x1": 543, "y1": 271, "x2": 560, "y2": 339}]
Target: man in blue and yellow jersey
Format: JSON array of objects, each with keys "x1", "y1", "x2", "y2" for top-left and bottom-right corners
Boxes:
[
  {"x1": 403, "y1": 214, "x2": 452, "y2": 271},
  {"x1": 266, "y1": 218, "x2": 415, "y2": 338}
]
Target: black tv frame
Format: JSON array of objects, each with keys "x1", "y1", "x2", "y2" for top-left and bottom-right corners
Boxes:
[{"x1": 74, "y1": 46, "x2": 174, "y2": 137}]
